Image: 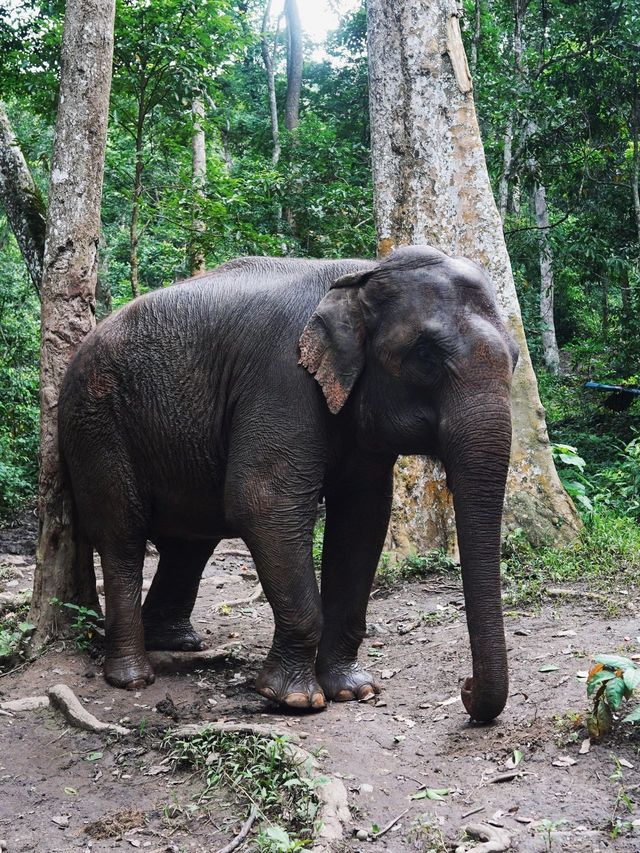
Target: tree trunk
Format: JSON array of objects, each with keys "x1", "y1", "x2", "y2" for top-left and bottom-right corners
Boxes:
[
  {"x1": 0, "y1": 102, "x2": 46, "y2": 295},
  {"x1": 190, "y1": 97, "x2": 206, "y2": 276},
  {"x1": 533, "y1": 180, "x2": 560, "y2": 373},
  {"x1": 129, "y1": 105, "x2": 144, "y2": 298},
  {"x1": 284, "y1": 0, "x2": 303, "y2": 132},
  {"x1": 261, "y1": 1, "x2": 281, "y2": 166},
  {"x1": 470, "y1": 0, "x2": 481, "y2": 74},
  {"x1": 497, "y1": 117, "x2": 513, "y2": 223},
  {"x1": 367, "y1": 0, "x2": 579, "y2": 552},
  {"x1": 631, "y1": 86, "x2": 640, "y2": 250},
  {"x1": 30, "y1": 0, "x2": 115, "y2": 641}
]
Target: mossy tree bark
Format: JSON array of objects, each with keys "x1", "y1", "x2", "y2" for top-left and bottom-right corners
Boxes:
[
  {"x1": 30, "y1": 0, "x2": 116, "y2": 641},
  {"x1": 366, "y1": 0, "x2": 580, "y2": 554}
]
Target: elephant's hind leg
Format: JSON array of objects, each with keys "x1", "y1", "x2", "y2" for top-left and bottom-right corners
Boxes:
[
  {"x1": 100, "y1": 537, "x2": 155, "y2": 689},
  {"x1": 143, "y1": 538, "x2": 217, "y2": 651}
]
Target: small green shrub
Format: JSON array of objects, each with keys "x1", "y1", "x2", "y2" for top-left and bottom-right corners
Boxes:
[
  {"x1": 51, "y1": 599, "x2": 101, "y2": 650},
  {"x1": 586, "y1": 654, "x2": 640, "y2": 739}
]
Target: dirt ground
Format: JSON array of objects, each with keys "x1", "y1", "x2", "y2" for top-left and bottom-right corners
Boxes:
[{"x1": 1, "y1": 515, "x2": 639, "y2": 852}]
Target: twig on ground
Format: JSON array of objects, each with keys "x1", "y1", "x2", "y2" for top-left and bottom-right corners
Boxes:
[
  {"x1": 372, "y1": 807, "x2": 410, "y2": 839},
  {"x1": 547, "y1": 588, "x2": 611, "y2": 602},
  {"x1": 214, "y1": 805, "x2": 258, "y2": 853},
  {"x1": 462, "y1": 806, "x2": 485, "y2": 819},
  {"x1": 216, "y1": 548, "x2": 252, "y2": 559}
]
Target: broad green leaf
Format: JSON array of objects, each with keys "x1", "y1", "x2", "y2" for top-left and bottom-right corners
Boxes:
[
  {"x1": 604, "y1": 676, "x2": 626, "y2": 710},
  {"x1": 595, "y1": 655, "x2": 637, "y2": 671},
  {"x1": 587, "y1": 669, "x2": 616, "y2": 696},
  {"x1": 624, "y1": 668, "x2": 640, "y2": 692},
  {"x1": 410, "y1": 787, "x2": 450, "y2": 800},
  {"x1": 622, "y1": 705, "x2": 640, "y2": 724}
]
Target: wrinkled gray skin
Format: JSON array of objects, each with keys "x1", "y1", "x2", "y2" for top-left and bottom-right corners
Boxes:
[{"x1": 59, "y1": 245, "x2": 518, "y2": 722}]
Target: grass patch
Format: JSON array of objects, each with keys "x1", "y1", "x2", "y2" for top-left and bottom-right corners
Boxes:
[
  {"x1": 376, "y1": 550, "x2": 459, "y2": 588},
  {"x1": 502, "y1": 512, "x2": 640, "y2": 609},
  {"x1": 165, "y1": 728, "x2": 326, "y2": 851}
]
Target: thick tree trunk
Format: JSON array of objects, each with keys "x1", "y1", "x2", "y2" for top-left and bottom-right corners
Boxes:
[
  {"x1": 0, "y1": 103, "x2": 46, "y2": 295},
  {"x1": 367, "y1": 0, "x2": 579, "y2": 551},
  {"x1": 190, "y1": 97, "x2": 206, "y2": 276},
  {"x1": 30, "y1": 0, "x2": 115, "y2": 640},
  {"x1": 533, "y1": 180, "x2": 560, "y2": 373},
  {"x1": 261, "y1": 1, "x2": 281, "y2": 166},
  {"x1": 284, "y1": 0, "x2": 303, "y2": 132}
]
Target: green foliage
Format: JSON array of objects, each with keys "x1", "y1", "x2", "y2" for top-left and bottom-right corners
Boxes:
[
  {"x1": 0, "y1": 613, "x2": 34, "y2": 669},
  {"x1": 586, "y1": 656, "x2": 640, "y2": 740},
  {"x1": 0, "y1": 226, "x2": 40, "y2": 521},
  {"x1": 50, "y1": 598, "x2": 101, "y2": 650},
  {"x1": 166, "y1": 728, "x2": 323, "y2": 848},
  {"x1": 376, "y1": 550, "x2": 459, "y2": 588},
  {"x1": 502, "y1": 512, "x2": 640, "y2": 609}
]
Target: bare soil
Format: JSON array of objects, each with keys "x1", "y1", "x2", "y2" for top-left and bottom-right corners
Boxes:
[{"x1": 1, "y1": 517, "x2": 639, "y2": 852}]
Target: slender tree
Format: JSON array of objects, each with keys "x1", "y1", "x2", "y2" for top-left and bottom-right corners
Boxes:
[
  {"x1": 0, "y1": 103, "x2": 46, "y2": 295},
  {"x1": 190, "y1": 96, "x2": 207, "y2": 275},
  {"x1": 30, "y1": 0, "x2": 116, "y2": 639},
  {"x1": 284, "y1": 0, "x2": 303, "y2": 131},
  {"x1": 261, "y1": 0, "x2": 281, "y2": 166},
  {"x1": 366, "y1": 0, "x2": 579, "y2": 551}
]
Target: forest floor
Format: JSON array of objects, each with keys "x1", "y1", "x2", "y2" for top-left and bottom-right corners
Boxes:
[{"x1": 1, "y1": 516, "x2": 639, "y2": 852}]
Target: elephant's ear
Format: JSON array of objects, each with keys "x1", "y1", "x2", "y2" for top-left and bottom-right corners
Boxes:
[{"x1": 299, "y1": 270, "x2": 373, "y2": 414}]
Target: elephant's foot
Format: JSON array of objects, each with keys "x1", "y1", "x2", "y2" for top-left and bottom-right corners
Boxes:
[
  {"x1": 143, "y1": 619, "x2": 205, "y2": 652},
  {"x1": 104, "y1": 652, "x2": 156, "y2": 690},
  {"x1": 316, "y1": 661, "x2": 380, "y2": 702},
  {"x1": 256, "y1": 659, "x2": 326, "y2": 711}
]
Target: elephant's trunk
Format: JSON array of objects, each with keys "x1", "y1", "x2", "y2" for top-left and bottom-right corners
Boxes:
[{"x1": 441, "y1": 392, "x2": 512, "y2": 723}]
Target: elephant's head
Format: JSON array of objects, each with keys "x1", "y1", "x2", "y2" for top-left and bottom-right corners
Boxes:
[{"x1": 299, "y1": 244, "x2": 518, "y2": 723}]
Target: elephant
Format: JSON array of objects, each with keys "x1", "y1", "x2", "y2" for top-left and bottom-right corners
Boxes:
[{"x1": 58, "y1": 244, "x2": 518, "y2": 723}]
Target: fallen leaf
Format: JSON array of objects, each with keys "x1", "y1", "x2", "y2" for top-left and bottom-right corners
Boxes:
[
  {"x1": 437, "y1": 696, "x2": 460, "y2": 707},
  {"x1": 553, "y1": 630, "x2": 577, "y2": 638},
  {"x1": 410, "y1": 787, "x2": 450, "y2": 801},
  {"x1": 514, "y1": 629, "x2": 531, "y2": 636},
  {"x1": 552, "y1": 756, "x2": 577, "y2": 767},
  {"x1": 52, "y1": 815, "x2": 69, "y2": 828},
  {"x1": 618, "y1": 758, "x2": 634, "y2": 769},
  {"x1": 63, "y1": 787, "x2": 77, "y2": 796},
  {"x1": 505, "y1": 750, "x2": 523, "y2": 770},
  {"x1": 380, "y1": 669, "x2": 395, "y2": 680},
  {"x1": 579, "y1": 739, "x2": 591, "y2": 755},
  {"x1": 538, "y1": 664, "x2": 559, "y2": 673},
  {"x1": 146, "y1": 765, "x2": 172, "y2": 775},
  {"x1": 85, "y1": 751, "x2": 103, "y2": 762}
]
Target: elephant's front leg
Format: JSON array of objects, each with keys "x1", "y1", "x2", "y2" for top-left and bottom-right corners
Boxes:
[
  {"x1": 230, "y1": 487, "x2": 326, "y2": 711},
  {"x1": 316, "y1": 459, "x2": 394, "y2": 702}
]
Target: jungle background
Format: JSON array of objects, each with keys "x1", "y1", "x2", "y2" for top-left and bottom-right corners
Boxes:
[{"x1": 2, "y1": 0, "x2": 640, "y2": 544}]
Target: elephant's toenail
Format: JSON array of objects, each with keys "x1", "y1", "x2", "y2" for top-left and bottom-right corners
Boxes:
[
  {"x1": 311, "y1": 692, "x2": 326, "y2": 710},
  {"x1": 335, "y1": 689, "x2": 355, "y2": 702}
]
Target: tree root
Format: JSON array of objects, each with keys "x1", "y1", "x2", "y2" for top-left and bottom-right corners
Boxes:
[
  {"x1": 148, "y1": 643, "x2": 244, "y2": 674},
  {"x1": 215, "y1": 805, "x2": 258, "y2": 853},
  {"x1": 47, "y1": 683, "x2": 130, "y2": 736},
  {"x1": 217, "y1": 584, "x2": 263, "y2": 609},
  {"x1": 455, "y1": 823, "x2": 511, "y2": 853},
  {"x1": 0, "y1": 695, "x2": 49, "y2": 713}
]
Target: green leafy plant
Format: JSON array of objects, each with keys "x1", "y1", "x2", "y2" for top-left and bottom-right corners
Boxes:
[
  {"x1": 166, "y1": 728, "x2": 324, "y2": 848},
  {"x1": 50, "y1": 598, "x2": 101, "y2": 651},
  {"x1": 551, "y1": 443, "x2": 593, "y2": 514},
  {"x1": 0, "y1": 615, "x2": 34, "y2": 668},
  {"x1": 586, "y1": 654, "x2": 640, "y2": 739}
]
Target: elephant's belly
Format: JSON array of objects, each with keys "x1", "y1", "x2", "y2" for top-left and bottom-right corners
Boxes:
[{"x1": 148, "y1": 487, "x2": 234, "y2": 542}]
